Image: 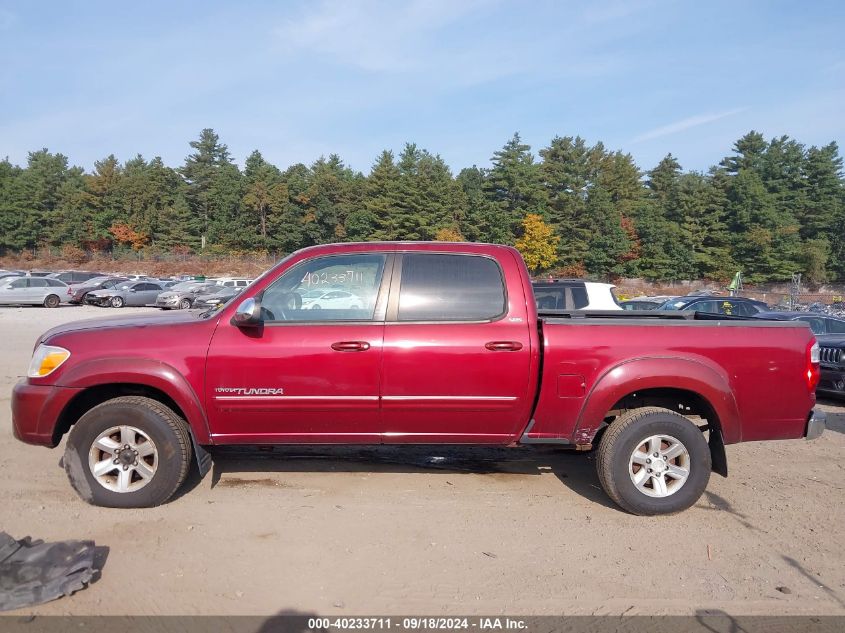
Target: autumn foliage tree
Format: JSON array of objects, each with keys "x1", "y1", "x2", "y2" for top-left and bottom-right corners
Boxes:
[
  {"x1": 515, "y1": 213, "x2": 559, "y2": 273},
  {"x1": 109, "y1": 222, "x2": 148, "y2": 250}
]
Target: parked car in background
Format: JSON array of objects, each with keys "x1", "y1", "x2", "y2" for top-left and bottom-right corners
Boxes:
[
  {"x1": 27, "y1": 271, "x2": 53, "y2": 277},
  {"x1": 532, "y1": 280, "x2": 621, "y2": 311},
  {"x1": 753, "y1": 311, "x2": 845, "y2": 336},
  {"x1": 0, "y1": 277, "x2": 69, "y2": 307},
  {"x1": 192, "y1": 285, "x2": 244, "y2": 309},
  {"x1": 619, "y1": 297, "x2": 675, "y2": 311},
  {"x1": 212, "y1": 277, "x2": 252, "y2": 288},
  {"x1": 658, "y1": 296, "x2": 768, "y2": 316},
  {"x1": 67, "y1": 277, "x2": 129, "y2": 304},
  {"x1": 0, "y1": 272, "x2": 24, "y2": 282},
  {"x1": 300, "y1": 288, "x2": 364, "y2": 310},
  {"x1": 85, "y1": 281, "x2": 167, "y2": 307},
  {"x1": 47, "y1": 271, "x2": 105, "y2": 285},
  {"x1": 155, "y1": 281, "x2": 222, "y2": 310},
  {"x1": 812, "y1": 335, "x2": 845, "y2": 398}
]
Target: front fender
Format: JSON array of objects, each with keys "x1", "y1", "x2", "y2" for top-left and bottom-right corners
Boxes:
[
  {"x1": 573, "y1": 356, "x2": 742, "y2": 445},
  {"x1": 55, "y1": 357, "x2": 211, "y2": 444}
]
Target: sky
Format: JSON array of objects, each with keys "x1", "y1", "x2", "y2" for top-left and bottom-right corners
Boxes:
[{"x1": 1, "y1": 0, "x2": 843, "y2": 175}]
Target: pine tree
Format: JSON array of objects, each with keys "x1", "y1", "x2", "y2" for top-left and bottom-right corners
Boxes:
[{"x1": 485, "y1": 133, "x2": 546, "y2": 236}]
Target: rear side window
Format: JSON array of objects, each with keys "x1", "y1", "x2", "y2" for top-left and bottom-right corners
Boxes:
[
  {"x1": 30, "y1": 278, "x2": 48, "y2": 288},
  {"x1": 827, "y1": 319, "x2": 845, "y2": 334},
  {"x1": 46, "y1": 279, "x2": 65, "y2": 287},
  {"x1": 398, "y1": 254, "x2": 506, "y2": 322}
]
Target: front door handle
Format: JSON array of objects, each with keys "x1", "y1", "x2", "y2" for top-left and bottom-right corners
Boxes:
[
  {"x1": 331, "y1": 341, "x2": 371, "y2": 352},
  {"x1": 485, "y1": 341, "x2": 523, "y2": 352}
]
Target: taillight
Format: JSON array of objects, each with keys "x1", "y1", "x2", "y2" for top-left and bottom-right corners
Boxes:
[{"x1": 807, "y1": 340, "x2": 820, "y2": 391}]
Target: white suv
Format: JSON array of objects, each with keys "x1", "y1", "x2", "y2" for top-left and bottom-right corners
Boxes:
[{"x1": 532, "y1": 280, "x2": 621, "y2": 311}]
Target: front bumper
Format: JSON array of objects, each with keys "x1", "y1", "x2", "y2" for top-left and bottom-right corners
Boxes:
[
  {"x1": 805, "y1": 409, "x2": 826, "y2": 440},
  {"x1": 12, "y1": 380, "x2": 82, "y2": 446},
  {"x1": 818, "y1": 366, "x2": 845, "y2": 396}
]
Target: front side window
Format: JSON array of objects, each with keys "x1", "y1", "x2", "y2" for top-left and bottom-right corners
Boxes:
[
  {"x1": 29, "y1": 278, "x2": 48, "y2": 288},
  {"x1": 9, "y1": 278, "x2": 28, "y2": 289},
  {"x1": 261, "y1": 254, "x2": 386, "y2": 322},
  {"x1": 397, "y1": 254, "x2": 506, "y2": 321}
]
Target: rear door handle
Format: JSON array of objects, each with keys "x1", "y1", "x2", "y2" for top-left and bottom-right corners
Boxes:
[
  {"x1": 485, "y1": 341, "x2": 523, "y2": 352},
  {"x1": 331, "y1": 341, "x2": 371, "y2": 352}
]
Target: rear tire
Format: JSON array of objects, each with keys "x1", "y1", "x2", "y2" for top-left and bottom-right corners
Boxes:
[
  {"x1": 63, "y1": 396, "x2": 193, "y2": 508},
  {"x1": 110, "y1": 296, "x2": 125, "y2": 308},
  {"x1": 43, "y1": 294, "x2": 60, "y2": 308},
  {"x1": 596, "y1": 407, "x2": 711, "y2": 515}
]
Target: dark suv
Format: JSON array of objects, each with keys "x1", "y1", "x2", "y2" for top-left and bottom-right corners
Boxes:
[
  {"x1": 658, "y1": 296, "x2": 768, "y2": 316},
  {"x1": 47, "y1": 271, "x2": 105, "y2": 284}
]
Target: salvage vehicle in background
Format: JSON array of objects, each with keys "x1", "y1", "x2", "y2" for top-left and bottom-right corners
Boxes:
[
  {"x1": 85, "y1": 281, "x2": 169, "y2": 308},
  {"x1": 532, "y1": 280, "x2": 621, "y2": 311},
  {"x1": 46, "y1": 271, "x2": 105, "y2": 285},
  {"x1": 0, "y1": 277, "x2": 69, "y2": 308},
  {"x1": 67, "y1": 277, "x2": 129, "y2": 305},
  {"x1": 659, "y1": 295, "x2": 768, "y2": 316},
  {"x1": 816, "y1": 336, "x2": 845, "y2": 399},
  {"x1": 12, "y1": 242, "x2": 823, "y2": 514},
  {"x1": 300, "y1": 288, "x2": 364, "y2": 310},
  {"x1": 753, "y1": 311, "x2": 845, "y2": 336},
  {"x1": 156, "y1": 281, "x2": 222, "y2": 310},
  {"x1": 619, "y1": 297, "x2": 674, "y2": 311},
  {"x1": 192, "y1": 286, "x2": 243, "y2": 309}
]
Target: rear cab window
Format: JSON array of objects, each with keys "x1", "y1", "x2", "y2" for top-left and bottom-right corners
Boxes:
[{"x1": 396, "y1": 253, "x2": 506, "y2": 321}]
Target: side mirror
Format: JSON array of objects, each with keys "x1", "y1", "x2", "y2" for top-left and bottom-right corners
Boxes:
[
  {"x1": 128, "y1": 288, "x2": 136, "y2": 293},
  {"x1": 232, "y1": 297, "x2": 262, "y2": 327}
]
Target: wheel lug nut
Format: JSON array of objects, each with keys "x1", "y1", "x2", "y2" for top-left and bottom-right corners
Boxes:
[
  {"x1": 663, "y1": 455, "x2": 668, "y2": 461},
  {"x1": 646, "y1": 458, "x2": 652, "y2": 464},
  {"x1": 647, "y1": 468, "x2": 652, "y2": 473},
  {"x1": 113, "y1": 458, "x2": 119, "y2": 464},
  {"x1": 122, "y1": 465, "x2": 129, "y2": 471},
  {"x1": 653, "y1": 452, "x2": 659, "y2": 457}
]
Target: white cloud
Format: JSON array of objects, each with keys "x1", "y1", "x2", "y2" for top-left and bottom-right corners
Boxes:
[{"x1": 631, "y1": 108, "x2": 749, "y2": 143}]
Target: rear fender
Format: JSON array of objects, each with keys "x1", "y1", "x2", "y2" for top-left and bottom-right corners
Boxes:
[
  {"x1": 56, "y1": 358, "x2": 211, "y2": 444},
  {"x1": 573, "y1": 356, "x2": 741, "y2": 445}
]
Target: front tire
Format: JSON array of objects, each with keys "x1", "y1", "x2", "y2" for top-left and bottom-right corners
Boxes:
[
  {"x1": 43, "y1": 294, "x2": 60, "y2": 308},
  {"x1": 63, "y1": 396, "x2": 193, "y2": 508},
  {"x1": 110, "y1": 296, "x2": 125, "y2": 308},
  {"x1": 179, "y1": 298, "x2": 192, "y2": 310},
  {"x1": 596, "y1": 407, "x2": 711, "y2": 515}
]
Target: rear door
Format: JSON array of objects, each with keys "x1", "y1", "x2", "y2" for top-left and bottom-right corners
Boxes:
[
  {"x1": 26, "y1": 278, "x2": 49, "y2": 303},
  {"x1": 380, "y1": 252, "x2": 533, "y2": 444},
  {"x1": 205, "y1": 252, "x2": 391, "y2": 443}
]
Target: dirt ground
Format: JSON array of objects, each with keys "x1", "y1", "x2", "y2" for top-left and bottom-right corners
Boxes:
[{"x1": 1, "y1": 305, "x2": 844, "y2": 617}]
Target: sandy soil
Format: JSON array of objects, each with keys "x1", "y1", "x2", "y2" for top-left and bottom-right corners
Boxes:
[{"x1": 1, "y1": 305, "x2": 844, "y2": 617}]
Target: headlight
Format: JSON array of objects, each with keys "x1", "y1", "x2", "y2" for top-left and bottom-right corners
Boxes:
[{"x1": 27, "y1": 344, "x2": 71, "y2": 378}]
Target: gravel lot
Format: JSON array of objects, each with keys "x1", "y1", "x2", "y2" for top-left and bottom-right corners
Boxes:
[{"x1": 1, "y1": 305, "x2": 844, "y2": 616}]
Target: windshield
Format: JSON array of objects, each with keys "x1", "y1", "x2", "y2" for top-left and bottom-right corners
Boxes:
[{"x1": 116, "y1": 282, "x2": 133, "y2": 291}]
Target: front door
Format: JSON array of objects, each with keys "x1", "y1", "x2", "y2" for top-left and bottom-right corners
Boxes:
[
  {"x1": 205, "y1": 253, "x2": 391, "y2": 443},
  {"x1": 380, "y1": 253, "x2": 533, "y2": 444}
]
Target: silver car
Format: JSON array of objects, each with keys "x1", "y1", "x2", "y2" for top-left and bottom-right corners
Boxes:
[
  {"x1": 0, "y1": 277, "x2": 69, "y2": 308},
  {"x1": 192, "y1": 285, "x2": 243, "y2": 309},
  {"x1": 156, "y1": 282, "x2": 221, "y2": 310},
  {"x1": 86, "y1": 281, "x2": 168, "y2": 308}
]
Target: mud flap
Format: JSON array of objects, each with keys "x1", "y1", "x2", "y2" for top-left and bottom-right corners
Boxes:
[
  {"x1": 709, "y1": 428, "x2": 728, "y2": 477},
  {"x1": 0, "y1": 532, "x2": 105, "y2": 611}
]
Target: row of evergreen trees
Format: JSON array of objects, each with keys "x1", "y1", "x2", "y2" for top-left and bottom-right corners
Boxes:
[{"x1": 1, "y1": 129, "x2": 843, "y2": 282}]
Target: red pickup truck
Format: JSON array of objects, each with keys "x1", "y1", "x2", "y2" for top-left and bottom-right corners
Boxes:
[{"x1": 12, "y1": 242, "x2": 825, "y2": 514}]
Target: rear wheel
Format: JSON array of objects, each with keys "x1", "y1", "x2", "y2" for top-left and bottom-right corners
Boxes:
[
  {"x1": 596, "y1": 407, "x2": 711, "y2": 515},
  {"x1": 43, "y1": 294, "x2": 60, "y2": 308},
  {"x1": 110, "y1": 296, "x2": 124, "y2": 308},
  {"x1": 63, "y1": 396, "x2": 193, "y2": 508}
]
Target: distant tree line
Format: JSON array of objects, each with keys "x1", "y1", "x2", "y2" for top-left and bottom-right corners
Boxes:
[{"x1": 1, "y1": 128, "x2": 843, "y2": 282}]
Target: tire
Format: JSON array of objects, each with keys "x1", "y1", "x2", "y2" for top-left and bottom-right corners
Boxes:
[
  {"x1": 43, "y1": 294, "x2": 60, "y2": 308},
  {"x1": 110, "y1": 296, "x2": 125, "y2": 308},
  {"x1": 63, "y1": 396, "x2": 193, "y2": 508},
  {"x1": 596, "y1": 407, "x2": 711, "y2": 515},
  {"x1": 311, "y1": 304, "x2": 321, "y2": 310},
  {"x1": 179, "y1": 298, "x2": 192, "y2": 310}
]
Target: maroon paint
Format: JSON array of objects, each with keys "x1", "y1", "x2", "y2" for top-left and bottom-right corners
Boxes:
[{"x1": 12, "y1": 242, "x2": 817, "y2": 452}]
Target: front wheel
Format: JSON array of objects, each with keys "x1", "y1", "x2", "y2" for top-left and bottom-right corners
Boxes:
[
  {"x1": 63, "y1": 396, "x2": 193, "y2": 508},
  {"x1": 179, "y1": 298, "x2": 191, "y2": 310},
  {"x1": 110, "y1": 296, "x2": 125, "y2": 308},
  {"x1": 596, "y1": 407, "x2": 711, "y2": 515},
  {"x1": 43, "y1": 294, "x2": 60, "y2": 308}
]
